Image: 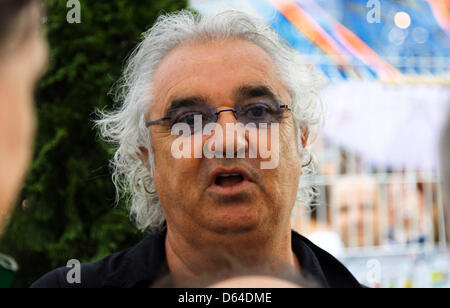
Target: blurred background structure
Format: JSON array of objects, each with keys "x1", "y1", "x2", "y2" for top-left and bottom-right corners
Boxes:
[{"x1": 191, "y1": 0, "x2": 450, "y2": 288}]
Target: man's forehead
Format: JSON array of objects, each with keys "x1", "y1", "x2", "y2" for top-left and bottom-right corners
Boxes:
[
  {"x1": 150, "y1": 39, "x2": 286, "y2": 111},
  {"x1": 154, "y1": 38, "x2": 276, "y2": 72}
]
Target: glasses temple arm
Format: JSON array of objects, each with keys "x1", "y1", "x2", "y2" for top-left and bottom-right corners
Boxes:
[
  {"x1": 280, "y1": 105, "x2": 291, "y2": 110},
  {"x1": 146, "y1": 117, "x2": 171, "y2": 128}
]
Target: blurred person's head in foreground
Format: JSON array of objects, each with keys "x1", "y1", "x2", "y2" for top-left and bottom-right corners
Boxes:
[
  {"x1": 441, "y1": 109, "x2": 450, "y2": 245},
  {"x1": 0, "y1": 0, "x2": 48, "y2": 234},
  {"x1": 209, "y1": 276, "x2": 301, "y2": 288},
  {"x1": 33, "y1": 10, "x2": 361, "y2": 288},
  {"x1": 330, "y1": 175, "x2": 380, "y2": 247}
]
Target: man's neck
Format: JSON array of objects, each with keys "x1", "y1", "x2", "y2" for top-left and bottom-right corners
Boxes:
[{"x1": 164, "y1": 225, "x2": 300, "y2": 285}]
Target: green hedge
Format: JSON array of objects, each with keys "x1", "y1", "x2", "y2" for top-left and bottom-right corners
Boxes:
[{"x1": 0, "y1": 0, "x2": 188, "y2": 287}]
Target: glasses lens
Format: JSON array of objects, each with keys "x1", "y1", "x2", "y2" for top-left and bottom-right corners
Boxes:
[
  {"x1": 235, "y1": 99, "x2": 283, "y2": 125},
  {"x1": 169, "y1": 105, "x2": 216, "y2": 134}
]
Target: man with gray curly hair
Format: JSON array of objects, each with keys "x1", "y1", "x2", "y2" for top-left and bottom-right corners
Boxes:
[{"x1": 33, "y1": 9, "x2": 361, "y2": 288}]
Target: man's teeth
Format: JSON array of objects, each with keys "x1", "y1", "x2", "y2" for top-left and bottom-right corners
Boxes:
[{"x1": 218, "y1": 173, "x2": 241, "y2": 177}]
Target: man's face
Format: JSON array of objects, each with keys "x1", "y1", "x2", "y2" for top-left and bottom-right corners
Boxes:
[{"x1": 147, "y1": 39, "x2": 303, "y2": 239}]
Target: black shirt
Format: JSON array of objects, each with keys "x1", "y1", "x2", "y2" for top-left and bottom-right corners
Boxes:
[{"x1": 31, "y1": 230, "x2": 362, "y2": 288}]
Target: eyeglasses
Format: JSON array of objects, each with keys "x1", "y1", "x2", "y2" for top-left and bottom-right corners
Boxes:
[{"x1": 146, "y1": 98, "x2": 291, "y2": 133}]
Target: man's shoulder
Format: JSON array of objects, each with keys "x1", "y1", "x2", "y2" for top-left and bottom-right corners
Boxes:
[
  {"x1": 31, "y1": 232, "x2": 166, "y2": 288},
  {"x1": 30, "y1": 247, "x2": 134, "y2": 288}
]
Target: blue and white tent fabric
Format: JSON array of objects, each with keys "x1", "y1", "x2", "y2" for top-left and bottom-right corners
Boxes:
[{"x1": 191, "y1": 0, "x2": 450, "y2": 82}]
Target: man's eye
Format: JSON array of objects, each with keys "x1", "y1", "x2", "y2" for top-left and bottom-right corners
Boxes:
[
  {"x1": 176, "y1": 113, "x2": 203, "y2": 126},
  {"x1": 246, "y1": 105, "x2": 270, "y2": 118}
]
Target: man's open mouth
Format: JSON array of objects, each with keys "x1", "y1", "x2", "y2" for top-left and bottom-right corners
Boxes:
[
  {"x1": 214, "y1": 173, "x2": 245, "y2": 187},
  {"x1": 207, "y1": 167, "x2": 254, "y2": 195}
]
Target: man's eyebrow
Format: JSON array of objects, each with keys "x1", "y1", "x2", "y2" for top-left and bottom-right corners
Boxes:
[
  {"x1": 166, "y1": 96, "x2": 208, "y2": 114},
  {"x1": 235, "y1": 85, "x2": 278, "y2": 101}
]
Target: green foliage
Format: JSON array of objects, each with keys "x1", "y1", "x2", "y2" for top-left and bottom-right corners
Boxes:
[{"x1": 0, "y1": 0, "x2": 188, "y2": 287}]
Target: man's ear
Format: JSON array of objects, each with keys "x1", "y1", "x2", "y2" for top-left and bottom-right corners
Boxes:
[
  {"x1": 137, "y1": 146, "x2": 151, "y2": 173},
  {"x1": 301, "y1": 126, "x2": 309, "y2": 148}
]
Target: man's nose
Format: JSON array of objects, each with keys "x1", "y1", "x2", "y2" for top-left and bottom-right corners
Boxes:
[{"x1": 211, "y1": 108, "x2": 248, "y2": 157}]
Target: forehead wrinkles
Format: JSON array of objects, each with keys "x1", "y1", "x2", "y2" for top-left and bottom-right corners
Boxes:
[{"x1": 149, "y1": 39, "x2": 288, "y2": 114}]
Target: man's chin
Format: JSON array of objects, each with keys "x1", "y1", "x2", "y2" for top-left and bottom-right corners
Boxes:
[
  {"x1": 204, "y1": 214, "x2": 261, "y2": 235},
  {"x1": 211, "y1": 222, "x2": 258, "y2": 235},
  {"x1": 195, "y1": 197, "x2": 270, "y2": 235}
]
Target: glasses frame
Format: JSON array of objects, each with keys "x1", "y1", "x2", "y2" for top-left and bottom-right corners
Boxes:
[{"x1": 145, "y1": 100, "x2": 292, "y2": 129}]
